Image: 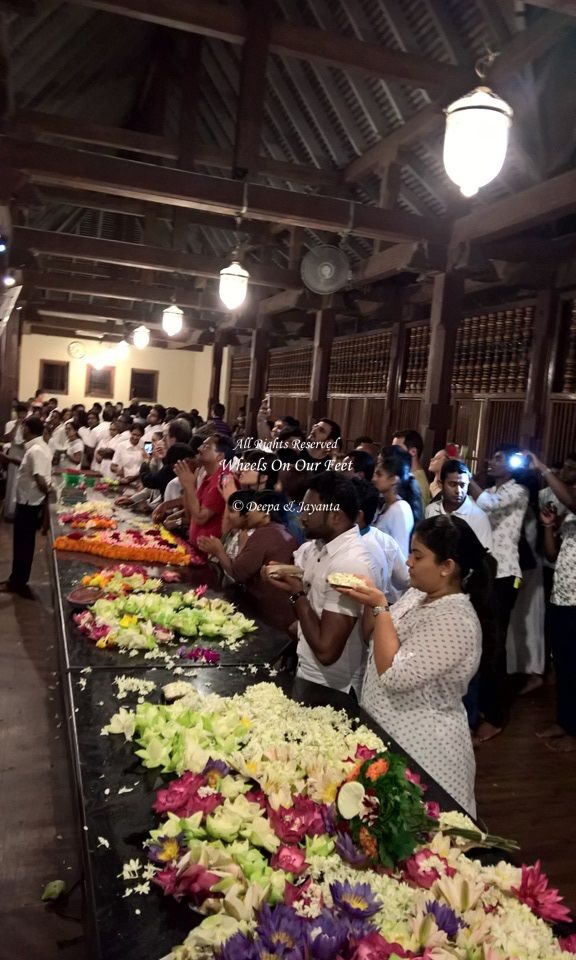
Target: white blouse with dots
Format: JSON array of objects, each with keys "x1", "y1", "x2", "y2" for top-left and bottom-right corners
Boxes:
[{"x1": 360, "y1": 588, "x2": 481, "y2": 816}]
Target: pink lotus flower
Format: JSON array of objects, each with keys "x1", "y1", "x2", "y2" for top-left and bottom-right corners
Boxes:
[
  {"x1": 511, "y1": 861, "x2": 572, "y2": 924},
  {"x1": 351, "y1": 931, "x2": 413, "y2": 959},
  {"x1": 405, "y1": 768, "x2": 426, "y2": 791},
  {"x1": 355, "y1": 744, "x2": 378, "y2": 761},
  {"x1": 153, "y1": 772, "x2": 223, "y2": 819},
  {"x1": 283, "y1": 876, "x2": 314, "y2": 907},
  {"x1": 404, "y1": 850, "x2": 455, "y2": 890},
  {"x1": 560, "y1": 934, "x2": 576, "y2": 954},
  {"x1": 268, "y1": 795, "x2": 328, "y2": 844},
  {"x1": 271, "y1": 845, "x2": 309, "y2": 876},
  {"x1": 245, "y1": 789, "x2": 267, "y2": 808},
  {"x1": 153, "y1": 863, "x2": 220, "y2": 903},
  {"x1": 425, "y1": 801, "x2": 441, "y2": 820}
]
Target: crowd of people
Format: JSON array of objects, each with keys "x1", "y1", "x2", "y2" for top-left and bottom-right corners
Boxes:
[{"x1": 1, "y1": 389, "x2": 575, "y2": 814}]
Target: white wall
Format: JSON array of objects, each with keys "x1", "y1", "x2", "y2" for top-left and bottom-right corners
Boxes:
[{"x1": 18, "y1": 334, "x2": 214, "y2": 412}]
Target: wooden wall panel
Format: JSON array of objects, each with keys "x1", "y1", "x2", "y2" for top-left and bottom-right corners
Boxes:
[
  {"x1": 482, "y1": 400, "x2": 524, "y2": 462},
  {"x1": 227, "y1": 352, "x2": 251, "y2": 420},
  {"x1": 544, "y1": 399, "x2": 576, "y2": 464},
  {"x1": 451, "y1": 399, "x2": 484, "y2": 471},
  {"x1": 394, "y1": 397, "x2": 422, "y2": 431}
]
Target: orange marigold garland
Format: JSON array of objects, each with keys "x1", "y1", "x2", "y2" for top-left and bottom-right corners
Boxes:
[{"x1": 53, "y1": 525, "x2": 192, "y2": 566}]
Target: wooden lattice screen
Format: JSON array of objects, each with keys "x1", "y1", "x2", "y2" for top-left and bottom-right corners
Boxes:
[
  {"x1": 227, "y1": 353, "x2": 251, "y2": 419},
  {"x1": 266, "y1": 345, "x2": 313, "y2": 394},
  {"x1": 545, "y1": 400, "x2": 576, "y2": 464},
  {"x1": 402, "y1": 324, "x2": 430, "y2": 394},
  {"x1": 328, "y1": 331, "x2": 392, "y2": 395},
  {"x1": 452, "y1": 305, "x2": 534, "y2": 395},
  {"x1": 555, "y1": 300, "x2": 576, "y2": 394}
]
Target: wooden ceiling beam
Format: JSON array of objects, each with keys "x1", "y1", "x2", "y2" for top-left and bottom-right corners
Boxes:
[
  {"x1": 24, "y1": 270, "x2": 233, "y2": 314},
  {"x1": 27, "y1": 321, "x2": 204, "y2": 349},
  {"x1": 450, "y1": 167, "x2": 576, "y2": 247},
  {"x1": 11, "y1": 111, "x2": 344, "y2": 190},
  {"x1": 16, "y1": 186, "x2": 275, "y2": 242},
  {"x1": 351, "y1": 241, "x2": 447, "y2": 284},
  {"x1": 68, "y1": 0, "x2": 469, "y2": 89},
  {"x1": 12, "y1": 225, "x2": 299, "y2": 289},
  {"x1": 345, "y1": 11, "x2": 570, "y2": 181},
  {"x1": 2, "y1": 138, "x2": 448, "y2": 244},
  {"x1": 28, "y1": 302, "x2": 216, "y2": 333},
  {"x1": 524, "y1": 1, "x2": 576, "y2": 18},
  {"x1": 233, "y1": 0, "x2": 271, "y2": 178}
]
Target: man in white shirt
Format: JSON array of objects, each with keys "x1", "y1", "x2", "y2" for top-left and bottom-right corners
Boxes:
[
  {"x1": 0, "y1": 417, "x2": 51, "y2": 597},
  {"x1": 143, "y1": 404, "x2": 167, "y2": 441},
  {"x1": 469, "y1": 445, "x2": 529, "y2": 742},
  {"x1": 265, "y1": 471, "x2": 376, "y2": 697},
  {"x1": 426, "y1": 460, "x2": 493, "y2": 553},
  {"x1": 111, "y1": 424, "x2": 145, "y2": 482}
]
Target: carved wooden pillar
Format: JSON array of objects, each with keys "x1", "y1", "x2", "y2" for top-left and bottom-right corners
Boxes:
[
  {"x1": 309, "y1": 308, "x2": 335, "y2": 427},
  {"x1": 419, "y1": 272, "x2": 464, "y2": 459},
  {"x1": 245, "y1": 321, "x2": 269, "y2": 437},
  {"x1": 520, "y1": 289, "x2": 558, "y2": 452}
]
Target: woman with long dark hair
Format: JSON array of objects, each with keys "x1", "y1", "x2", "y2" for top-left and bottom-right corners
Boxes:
[
  {"x1": 372, "y1": 445, "x2": 424, "y2": 557},
  {"x1": 335, "y1": 515, "x2": 495, "y2": 815}
]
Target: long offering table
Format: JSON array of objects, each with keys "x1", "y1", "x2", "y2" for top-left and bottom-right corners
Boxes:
[
  {"x1": 49, "y1": 500, "x2": 575, "y2": 960},
  {"x1": 50, "y1": 502, "x2": 294, "y2": 670},
  {"x1": 62, "y1": 668, "x2": 468, "y2": 960}
]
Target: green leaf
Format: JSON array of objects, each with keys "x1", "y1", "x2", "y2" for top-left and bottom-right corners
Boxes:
[{"x1": 41, "y1": 880, "x2": 66, "y2": 901}]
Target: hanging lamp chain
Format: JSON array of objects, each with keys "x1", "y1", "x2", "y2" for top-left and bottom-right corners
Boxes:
[
  {"x1": 232, "y1": 181, "x2": 249, "y2": 260},
  {"x1": 474, "y1": 48, "x2": 500, "y2": 81}
]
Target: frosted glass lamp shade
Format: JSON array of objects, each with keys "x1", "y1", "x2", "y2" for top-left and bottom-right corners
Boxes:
[
  {"x1": 219, "y1": 261, "x2": 249, "y2": 310},
  {"x1": 443, "y1": 86, "x2": 513, "y2": 198},
  {"x1": 133, "y1": 325, "x2": 150, "y2": 349},
  {"x1": 162, "y1": 303, "x2": 184, "y2": 336}
]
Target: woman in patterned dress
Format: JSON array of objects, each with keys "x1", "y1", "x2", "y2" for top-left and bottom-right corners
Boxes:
[{"x1": 335, "y1": 515, "x2": 495, "y2": 816}]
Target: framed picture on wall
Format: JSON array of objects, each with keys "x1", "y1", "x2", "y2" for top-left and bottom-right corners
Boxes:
[
  {"x1": 39, "y1": 359, "x2": 69, "y2": 394},
  {"x1": 86, "y1": 365, "x2": 115, "y2": 398},
  {"x1": 129, "y1": 369, "x2": 158, "y2": 402}
]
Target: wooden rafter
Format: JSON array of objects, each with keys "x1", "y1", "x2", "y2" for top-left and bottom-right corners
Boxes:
[
  {"x1": 345, "y1": 11, "x2": 570, "y2": 182},
  {"x1": 68, "y1": 0, "x2": 469, "y2": 89},
  {"x1": 11, "y1": 111, "x2": 345, "y2": 190},
  {"x1": 12, "y1": 225, "x2": 300, "y2": 289},
  {"x1": 525, "y1": 0, "x2": 576, "y2": 13},
  {"x1": 450, "y1": 167, "x2": 576, "y2": 246},
  {"x1": 1, "y1": 138, "x2": 449, "y2": 244},
  {"x1": 233, "y1": 0, "x2": 271, "y2": 179}
]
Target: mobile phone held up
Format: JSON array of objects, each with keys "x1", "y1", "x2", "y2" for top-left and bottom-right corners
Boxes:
[
  {"x1": 508, "y1": 452, "x2": 529, "y2": 471},
  {"x1": 144, "y1": 441, "x2": 154, "y2": 455}
]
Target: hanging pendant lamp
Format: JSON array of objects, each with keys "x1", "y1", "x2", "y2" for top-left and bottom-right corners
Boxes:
[
  {"x1": 219, "y1": 259, "x2": 249, "y2": 311},
  {"x1": 162, "y1": 302, "x2": 184, "y2": 336},
  {"x1": 133, "y1": 325, "x2": 150, "y2": 349}
]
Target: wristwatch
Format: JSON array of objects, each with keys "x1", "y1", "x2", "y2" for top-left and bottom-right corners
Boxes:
[
  {"x1": 371, "y1": 604, "x2": 389, "y2": 617},
  {"x1": 289, "y1": 590, "x2": 306, "y2": 605}
]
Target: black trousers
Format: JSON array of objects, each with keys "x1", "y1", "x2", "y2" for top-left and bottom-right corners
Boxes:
[
  {"x1": 478, "y1": 575, "x2": 519, "y2": 728},
  {"x1": 10, "y1": 501, "x2": 44, "y2": 587},
  {"x1": 550, "y1": 604, "x2": 576, "y2": 736}
]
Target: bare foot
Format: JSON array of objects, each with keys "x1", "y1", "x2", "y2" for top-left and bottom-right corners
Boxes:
[
  {"x1": 472, "y1": 721, "x2": 503, "y2": 745},
  {"x1": 519, "y1": 675, "x2": 544, "y2": 696},
  {"x1": 545, "y1": 736, "x2": 576, "y2": 753},
  {"x1": 536, "y1": 724, "x2": 566, "y2": 739}
]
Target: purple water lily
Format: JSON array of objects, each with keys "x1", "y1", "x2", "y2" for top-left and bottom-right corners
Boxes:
[
  {"x1": 335, "y1": 831, "x2": 368, "y2": 867},
  {"x1": 425, "y1": 900, "x2": 465, "y2": 939},
  {"x1": 330, "y1": 881, "x2": 381, "y2": 919},
  {"x1": 308, "y1": 910, "x2": 349, "y2": 960},
  {"x1": 219, "y1": 932, "x2": 258, "y2": 960},
  {"x1": 256, "y1": 904, "x2": 307, "y2": 957}
]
